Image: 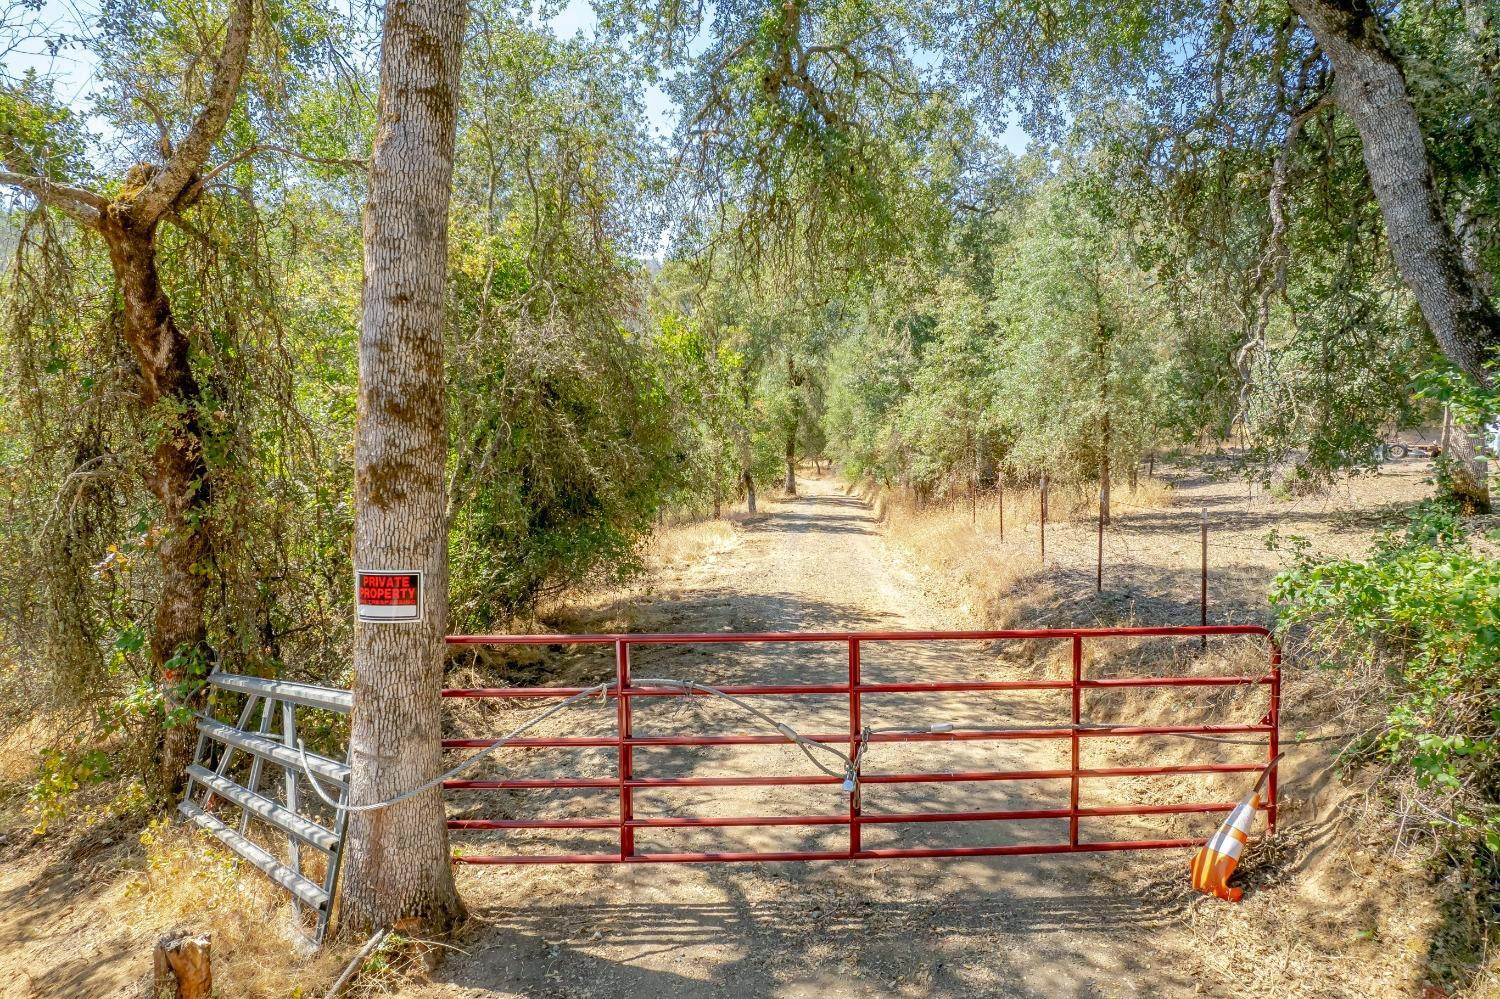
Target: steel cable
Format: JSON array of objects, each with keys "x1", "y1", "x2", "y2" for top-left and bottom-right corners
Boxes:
[{"x1": 297, "y1": 676, "x2": 947, "y2": 813}]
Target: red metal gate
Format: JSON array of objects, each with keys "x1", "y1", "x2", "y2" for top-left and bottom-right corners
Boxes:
[{"x1": 441, "y1": 625, "x2": 1279, "y2": 865}]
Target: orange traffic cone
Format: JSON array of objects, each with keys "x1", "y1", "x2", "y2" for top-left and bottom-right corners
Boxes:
[{"x1": 1190, "y1": 754, "x2": 1282, "y2": 902}]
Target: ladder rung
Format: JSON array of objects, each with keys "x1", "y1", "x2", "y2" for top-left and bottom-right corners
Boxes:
[
  {"x1": 187, "y1": 765, "x2": 339, "y2": 852},
  {"x1": 178, "y1": 800, "x2": 330, "y2": 910},
  {"x1": 208, "y1": 672, "x2": 353, "y2": 714},
  {"x1": 197, "y1": 716, "x2": 350, "y2": 786}
]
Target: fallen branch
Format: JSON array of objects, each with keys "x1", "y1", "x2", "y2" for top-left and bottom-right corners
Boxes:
[{"x1": 326, "y1": 928, "x2": 389, "y2": 998}]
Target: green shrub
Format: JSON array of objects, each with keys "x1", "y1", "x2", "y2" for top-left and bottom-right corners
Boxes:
[{"x1": 1270, "y1": 501, "x2": 1500, "y2": 852}]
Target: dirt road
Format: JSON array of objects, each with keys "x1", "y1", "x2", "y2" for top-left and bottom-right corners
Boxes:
[{"x1": 424, "y1": 476, "x2": 1243, "y2": 999}]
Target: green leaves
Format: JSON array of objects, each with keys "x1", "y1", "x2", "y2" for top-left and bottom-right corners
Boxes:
[{"x1": 1273, "y1": 500, "x2": 1500, "y2": 851}]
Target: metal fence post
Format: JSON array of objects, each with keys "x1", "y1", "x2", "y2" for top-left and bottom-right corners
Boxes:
[
  {"x1": 1040, "y1": 474, "x2": 1048, "y2": 563},
  {"x1": 616, "y1": 639, "x2": 634, "y2": 860},
  {"x1": 848, "y1": 638, "x2": 861, "y2": 857},
  {"x1": 1070, "y1": 634, "x2": 1082, "y2": 848}
]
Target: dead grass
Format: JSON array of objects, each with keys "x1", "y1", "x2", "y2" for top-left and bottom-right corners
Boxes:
[
  {"x1": 534, "y1": 515, "x2": 741, "y2": 633},
  {"x1": 121, "y1": 823, "x2": 351, "y2": 995},
  {"x1": 856, "y1": 482, "x2": 1054, "y2": 628},
  {"x1": 0, "y1": 811, "x2": 359, "y2": 998},
  {"x1": 0, "y1": 711, "x2": 66, "y2": 786},
  {"x1": 641, "y1": 516, "x2": 739, "y2": 572}
]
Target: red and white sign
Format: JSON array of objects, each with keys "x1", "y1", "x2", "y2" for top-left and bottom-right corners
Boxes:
[{"x1": 356, "y1": 570, "x2": 423, "y2": 623}]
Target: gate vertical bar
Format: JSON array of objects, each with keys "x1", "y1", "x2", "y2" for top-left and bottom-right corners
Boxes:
[
  {"x1": 317, "y1": 747, "x2": 352, "y2": 944},
  {"x1": 1069, "y1": 634, "x2": 1082, "y2": 847},
  {"x1": 616, "y1": 639, "x2": 634, "y2": 860},
  {"x1": 848, "y1": 638, "x2": 861, "y2": 857},
  {"x1": 241, "y1": 700, "x2": 275, "y2": 834},
  {"x1": 281, "y1": 698, "x2": 303, "y2": 924},
  {"x1": 1268, "y1": 639, "x2": 1281, "y2": 833}
]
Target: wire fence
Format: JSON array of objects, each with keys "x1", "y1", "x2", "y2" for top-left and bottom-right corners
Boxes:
[{"x1": 943, "y1": 476, "x2": 1365, "y2": 631}]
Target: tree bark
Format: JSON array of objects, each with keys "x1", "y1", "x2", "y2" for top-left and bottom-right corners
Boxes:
[
  {"x1": 713, "y1": 444, "x2": 723, "y2": 518},
  {"x1": 100, "y1": 217, "x2": 213, "y2": 788},
  {"x1": 783, "y1": 425, "x2": 797, "y2": 495},
  {"x1": 1438, "y1": 405, "x2": 1492, "y2": 512},
  {"x1": 1097, "y1": 327, "x2": 1112, "y2": 526},
  {"x1": 153, "y1": 931, "x2": 211, "y2": 999},
  {"x1": 782, "y1": 354, "x2": 799, "y2": 495},
  {"x1": 1100, "y1": 446, "x2": 1111, "y2": 526},
  {"x1": 341, "y1": 0, "x2": 468, "y2": 937},
  {"x1": 1291, "y1": 0, "x2": 1500, "y2": 387}
]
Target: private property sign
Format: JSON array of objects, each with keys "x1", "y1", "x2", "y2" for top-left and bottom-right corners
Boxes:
[{"x1": 356, "y1": 570, "x2": 424, "y2": 623}]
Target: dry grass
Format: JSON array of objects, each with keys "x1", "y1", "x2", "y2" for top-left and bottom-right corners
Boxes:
[
  {"x1": 534, "y1": 515, "x2": 741, "y2": 633},
  {"x1": 641, "y1": 516, "x2": 739, "y2": 572},
  {"x1": 864, "y1": 474, "x2": 1175, "y2": 527},
  {"x1": 0, "y1": 711, "x2": 66, "y2": 786},
  {"x1": 120, "y1": 823, "x2": 352, "y2": 995},
  {"x1": 0, "y1": 815, "x2": 358, "y2": 998},
  {"x1": 858, "y1": 482, "x2": 1047, "y2": 628},
  {"x1": 1122, "y1": 475, "x2": 1176, "y2": 511}
]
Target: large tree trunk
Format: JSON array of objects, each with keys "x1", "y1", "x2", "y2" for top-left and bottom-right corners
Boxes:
[
  {"x1": 1291, "y1": 0, "x2": 1500, "y2": 389},
  {"x1": 783, "y1": 424, "x2": 797, "y2": 495},
  {"x1": 1438, "y1": 405, "x2": 1493, "y2": 513},
  {"x1": 101, "y1": 217, "x2": 212, "y2": 792},
  {"x1": 341, "y1": 0, "x2": 468, "y2": 937},
  {"x1": 736, "y1": 428, "x2": 757, "y2": 513}
]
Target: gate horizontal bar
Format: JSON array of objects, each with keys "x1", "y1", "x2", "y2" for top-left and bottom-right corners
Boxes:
[
  {"x1": 208, "y1": 672, "x2": 353, "y2": 714},
  {"x1": 442, "y1": 722, "x2": 1271, "y2": 750},
  {"x1": 442, "y1": 761, "x2": 1263, "y2": 792},
  {"x1": 446, "y1": 799, "x2": 1245, "y2": 831},
  {"x1": 449, "y1": 624, "x2": 1271, "y2": 645},
  {"x1": 452, "y1": 837, "x2": 1210, "y2": 865},
  {"x1": 186, "y1": 764, "x2": 340, "y2": 852},
  {"x1": 180, "y1": 801, "x2": 331, "y2": 908},
  {"x1": 197, "y1": 716, "x2": 351, "y2": 785},
  {"x1": 443, "y1": 674, "x2": 1270, "y2": 699}
]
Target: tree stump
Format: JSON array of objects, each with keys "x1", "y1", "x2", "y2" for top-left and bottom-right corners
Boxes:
[{"x1": 152, "y1": 931, "x2": 211, "y2": 999}]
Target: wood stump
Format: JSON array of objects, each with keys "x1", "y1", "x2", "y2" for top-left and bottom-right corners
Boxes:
[{"x1": 152, "y1": 931, "x2": 211, "y2": 999}]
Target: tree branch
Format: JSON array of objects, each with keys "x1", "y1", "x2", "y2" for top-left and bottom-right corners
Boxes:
[
  {"x1": 130, "y1": 0, "x2": 254, "y2": 225},
  {"x1": 183, "y1": 144, "x2": 369, "y2": 202},
  {"x1": 0, "y1": 170, "x2": 105, "y2": 226},
  {"x1": 1234, "y1": 93, "x2": 1333, "y2": 429}
]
